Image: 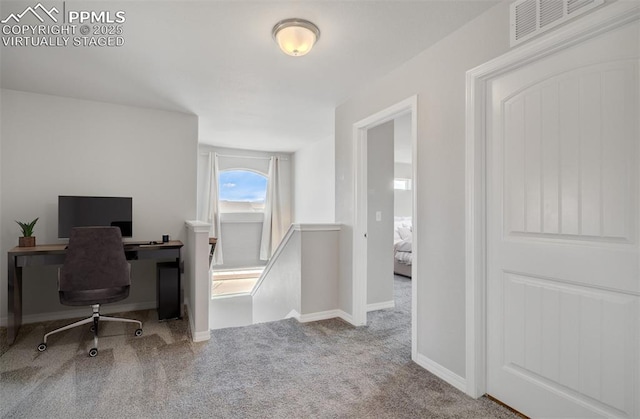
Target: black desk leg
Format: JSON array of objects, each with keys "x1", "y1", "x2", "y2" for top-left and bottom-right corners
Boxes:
[{"x1": 7, "y1": 255, "x2": 22, "y2": 345}]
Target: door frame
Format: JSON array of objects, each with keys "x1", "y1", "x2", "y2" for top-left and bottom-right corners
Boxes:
[
  {"x1": 464, "y1": 1, "x2": 640, "y2": 398},
  {"x1": 352, "y1": 95, "x2": 418, "y2": 357}
]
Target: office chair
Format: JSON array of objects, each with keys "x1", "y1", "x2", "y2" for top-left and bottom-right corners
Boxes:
[{"x1": 37, "y1": 226, "x2": 143, "y2": 357}]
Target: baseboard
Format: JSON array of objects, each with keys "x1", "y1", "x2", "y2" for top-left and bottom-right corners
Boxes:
[
  {"x1": 297, "y1": 309, "x2": 355, "y2": 326},
  {"x1": 298, "y1": 309, "x2": 341, "y2": 323},
  {"x1": 337, "y1": 310, "x2": 355, "y2": 325},
  {"x1": 285, "y1": 309, "x2": 300, "y2": 320},
  {"x1": 185, "y1": 299, "x2": 196, "y2": 340},
  {"x1": 366, "y1": 300, "x2": 395, "y2": 312},
  {"x1": 191, "y1": 329, "x2": 211, "y2": 342},
  {"x1": 16, "y1": 301, "x2": 156, "y2": 325},
  {"x1": 183, "y1": 299, "x2": 210, "y2": 342},
  {"x1": 414, "y1": 353, "x2": 467, "y2": 393}
]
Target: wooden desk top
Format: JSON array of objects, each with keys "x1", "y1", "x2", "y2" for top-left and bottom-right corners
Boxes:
[
  {"x1": 9, "y1": 240, "x2": 184, "y2": 256},
  {"x1": 8, "y1": 243, "x2": 67, "y2": 256}
]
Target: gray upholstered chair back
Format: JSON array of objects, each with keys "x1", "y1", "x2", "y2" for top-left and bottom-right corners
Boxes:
[{"x1": 59, "y1": 227, "x2": 130, "y2": 293}]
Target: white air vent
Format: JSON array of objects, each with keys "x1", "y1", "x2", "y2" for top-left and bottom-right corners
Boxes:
[
  {"x1": 510, "y1": 0, "x2": 604, "y2": 46},
  {"x1": 540, "y1": 0, "x2": 564, "y2": 27}
]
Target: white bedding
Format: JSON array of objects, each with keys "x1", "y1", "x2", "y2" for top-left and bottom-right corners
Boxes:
[
  {"x1": 393, "y1": 217, "x2": 413, "y2": 266},
  {"x1": 394, "y1": 238, "x2": 412, "y2": 253},
  {"x1": 394, "y1": 249, "x2": 412, "y2": 265}
]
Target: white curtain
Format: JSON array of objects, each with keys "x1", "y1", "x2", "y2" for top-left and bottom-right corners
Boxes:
[
  {"x1": 203, "y1": 152, "x2": 223, "y2": 266},
  {"x1": 260, "y1": 156, "x2": 289, "y2": 260}
]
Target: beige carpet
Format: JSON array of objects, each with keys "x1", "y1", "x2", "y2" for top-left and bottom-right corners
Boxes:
[{"x1": 1, "y1": 277, "x2": 518, "y2": 418}]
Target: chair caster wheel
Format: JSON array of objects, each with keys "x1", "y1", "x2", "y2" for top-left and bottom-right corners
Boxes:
[
  {"x1": 134, "y1": 328, "x2": 143, "y2": 337},
  {"x1": 37, "y1": 343, "x2": 47, "y2": 352},
  {"x1": 89, "y1": 348, "x2": 98, "y2": 357}
]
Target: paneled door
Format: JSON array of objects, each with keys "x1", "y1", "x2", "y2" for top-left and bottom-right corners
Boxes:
[{"x1": 486, "y1": 20, "x2": 639, "y2": 418}]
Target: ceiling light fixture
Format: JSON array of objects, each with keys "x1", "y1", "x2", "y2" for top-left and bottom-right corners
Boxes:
[{"x1": 272, "y1": 18, "x2": 320, "y2": 57}]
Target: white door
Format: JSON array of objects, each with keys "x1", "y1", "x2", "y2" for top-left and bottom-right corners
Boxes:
[{"x1": 486, "y1": 19, "x2": 639, "y2": 418}]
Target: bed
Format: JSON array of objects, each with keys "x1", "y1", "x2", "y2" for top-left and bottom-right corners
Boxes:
[{"x1": 393, "y1": 217, "x2": 412, "y2": 277}]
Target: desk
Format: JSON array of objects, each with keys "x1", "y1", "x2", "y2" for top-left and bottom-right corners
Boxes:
[{"x1": 7, "y1": 240, "x2": 183, "y2": 345}]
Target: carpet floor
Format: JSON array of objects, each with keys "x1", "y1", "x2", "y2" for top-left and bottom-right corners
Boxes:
[{"x1": 1, "y1": 276, "x2": 517, "y2": 418}]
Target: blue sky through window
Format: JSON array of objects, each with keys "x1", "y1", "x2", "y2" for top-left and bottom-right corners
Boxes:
[{"x1": 219, "y1": 170, "x2": 267, "y2": 203}]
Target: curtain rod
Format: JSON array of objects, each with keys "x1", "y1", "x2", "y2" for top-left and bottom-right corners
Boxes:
[{"x1": 199, "y1": 152, "x2": 289, "y2": 161}]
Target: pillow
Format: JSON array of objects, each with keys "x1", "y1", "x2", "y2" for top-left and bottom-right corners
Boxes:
[{"x1": 397, "y1": 226, "x2": 412, "y2": 240}]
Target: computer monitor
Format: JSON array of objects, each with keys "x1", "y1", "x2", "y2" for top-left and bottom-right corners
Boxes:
[{"x1": 58, "y1": 196, "x2": 133, "y2": 238}]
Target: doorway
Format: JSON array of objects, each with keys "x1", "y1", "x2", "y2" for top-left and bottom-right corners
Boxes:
[{"x1": 352, "y1": 96, "x2": 418, "y2": 359}]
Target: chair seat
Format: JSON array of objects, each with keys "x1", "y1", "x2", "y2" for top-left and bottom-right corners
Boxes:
[{"x1": 59, "y1": 286, "x2": 130, "y2": 306}]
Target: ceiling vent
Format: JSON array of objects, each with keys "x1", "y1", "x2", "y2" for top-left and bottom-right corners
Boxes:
[{"x1": 510, "y1": 0, "x2": 604, "y2": 46}]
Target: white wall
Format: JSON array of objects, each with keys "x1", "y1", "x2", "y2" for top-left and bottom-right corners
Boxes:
[
  {"x1": 210, "y1": 294, "x2": 253, "y2": 329},
  {"x1": 300, "y1": 228, "x2": 339, "y2": 315},
  {"x1": 253, "y1": 224, "x2": 341, "y2": 321},
  {"x1": 252, "y1": 229, "x2": 301, "y2": 323},
  {"x1": 335, "y1": 1, "x2": 511, "y2": 379},
  {"x1": 394, "y1": 112, "x2": 412, "y2": 165},
  {"x1": 184, "y1": 220, "x2": 211, "y2": 341},
  {"x1": 394, "y1": 113, "x2": 413, "y2": 217},
  {"x1": 394, "y1": 162, "x2": 413, "y2": 217},
  {"x1": 218, "y1": 221, "x2": 265, "y2": 269},
  {"x1": 293, "y1": 135, "x2": 335, "y2": 223},
  {"x1": 0, "y1": 89, "x2": 198, "y2": 322},
  {"x1": 366, "y1": 121, "x2": 395, "y2": 307}
]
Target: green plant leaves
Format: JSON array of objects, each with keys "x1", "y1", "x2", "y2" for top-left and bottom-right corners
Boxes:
[{"x1": 15, "y1": 217, "x2": 38, "y2": 237}]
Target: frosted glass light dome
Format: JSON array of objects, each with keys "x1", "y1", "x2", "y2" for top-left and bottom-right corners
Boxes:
[{"x1": 272, "y1": 19, "x2": 320, "y2": 57}]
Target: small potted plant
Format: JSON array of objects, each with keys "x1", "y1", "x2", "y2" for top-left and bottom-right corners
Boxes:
[{"x1": 16, "y1": 218, "x2": 38, "y2": 247}]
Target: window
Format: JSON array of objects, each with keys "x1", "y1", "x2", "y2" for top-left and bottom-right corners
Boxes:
[
  {"x1": 394, "y1": 178, "x2": 412, "y2": 190},
  {"x1": 219, "y1": 170, "x2": 268, "y2": 213}
]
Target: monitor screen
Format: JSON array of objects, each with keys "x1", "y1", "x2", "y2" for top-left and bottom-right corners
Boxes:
[{"x1": 58, "y1": 196, "x2": 133, "y2": 238}]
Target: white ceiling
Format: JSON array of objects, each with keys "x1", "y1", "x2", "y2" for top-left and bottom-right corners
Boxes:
[{"x1": 0, "y1": 0, "x2": 498, "y2": 152}]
